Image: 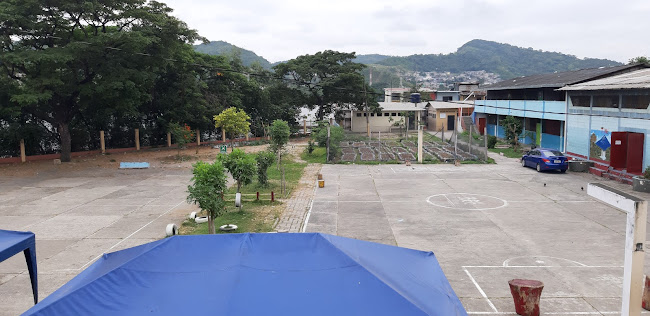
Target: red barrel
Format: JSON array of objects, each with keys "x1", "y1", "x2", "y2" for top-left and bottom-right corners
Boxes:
[{"x1": 508, "y1": 279, "x2": 544, "y2": 316}]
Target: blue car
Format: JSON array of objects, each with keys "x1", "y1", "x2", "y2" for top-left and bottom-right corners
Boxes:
[{"x1": 521, "y1": 148, "x2": 568, "y2": 173}]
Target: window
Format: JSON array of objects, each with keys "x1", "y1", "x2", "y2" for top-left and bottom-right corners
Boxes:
[
  {"x1": 356, "y1": 113, "x2": 361, "y2": 117},
  {"x1": 570, "y1": 96, "x2": 590, "y2": 107},
  {"x1": 593, "y1": 95, "x2": 619, "y2": 108},
  {"x1": 442, "y1": 96, "x2": 453, "y2": 102},
  {"x1": 432, "y1": 113, "x2": 436, "y2": 118},
  {"x1": 622, "y1": 95, "x2": 650, "y2": 110},
  {"x1": 541, "y1": 150, "x2": 564, "y2": 157},
  {"x1": 370, "y1": 113, "x2": 375, "y2": 117},
  {"x1": 391, "y1": 113, "x2": 397, "y2": 116},
  {"x1": 363, "y1": 113, "x2": 367, "y2": 117},
  {"x1": 384, "y1": 113, "x2": 389, "y2": 117}
]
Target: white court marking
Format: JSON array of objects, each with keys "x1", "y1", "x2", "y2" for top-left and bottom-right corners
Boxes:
[
  {"x1": 463, "y1": 256, "x2": 627, "y2": 315},
  {"x1": 426, "y1": 193, "x2": 508, "y2": 210}
]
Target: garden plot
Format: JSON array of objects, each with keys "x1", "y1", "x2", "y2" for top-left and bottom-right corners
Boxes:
[{"x1": 334, "y1": 139, "x2": 479, "y2": 163}]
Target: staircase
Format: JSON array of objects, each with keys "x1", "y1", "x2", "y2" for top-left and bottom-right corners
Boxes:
[
  {"x1": 461, "y1": 116, "x2": 479, "y2": 134},
  {"x1": 588, "y1": 162, "x2": 635, "y2": 185}
]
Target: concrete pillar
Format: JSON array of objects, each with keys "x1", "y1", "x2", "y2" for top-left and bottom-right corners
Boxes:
[
  {"x1": 196, "y1": 129, "x2": 200, "y2": 146},
  {"x1": 222, "y1": 129, "x2": 226, "y2": 143},
  {"x1": 100, "y1": 131, "x2": 105, "y2": 154},
  {"x1": 135, "y1": 128, "x2": 140, "y2": 150},
  {"x1": 303, "y1": 119, "x2": 307, "y2": 135},
  {"x1": 623, "y1": 200, "x2": 647, "y2": 316},
  {"x1": 417, "y1": 128, "x2": 423, "y2": 163},
  {"x1": 167, "y1": 132, "x2": 172, "y2": 147},
  {"x1": 20, "y1": 139, "x2": 26, "y2": 163}
]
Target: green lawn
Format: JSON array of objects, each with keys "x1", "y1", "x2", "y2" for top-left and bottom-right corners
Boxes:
[
  {"x1": 300, "y1": 147, "x2": 327, "y2": 163},
  {"x1": 181, "y1": 155, "x2": 307, "y2": 235},
  {"x1": 489, "y1": 147, "x2": 524, "y2": 159}
]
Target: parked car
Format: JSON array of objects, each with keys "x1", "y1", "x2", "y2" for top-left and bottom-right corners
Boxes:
[{"x1": 521, "y1": 148, "x2": 568, "y2": 173}]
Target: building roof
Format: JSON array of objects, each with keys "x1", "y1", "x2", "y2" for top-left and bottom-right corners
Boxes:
[
  {"x1": 558, "y1": 68, "x2": 650, "y2": 91},
  {"x1": 481, "y1": 64, "x2": 648, "y2": 91},
  {"x1": 425, "y1": 101, "x2": 474, "y2": 110},
  {"x1": 365, "y1": 102, "x2": 427, "y2": 112}
]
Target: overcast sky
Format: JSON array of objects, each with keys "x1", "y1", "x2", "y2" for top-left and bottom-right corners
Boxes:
[{"x1": 162, "y1": 0, "x2": 649, "y2": 63}]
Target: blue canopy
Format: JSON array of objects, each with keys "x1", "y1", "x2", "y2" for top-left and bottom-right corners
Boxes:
[
  {"x1": 24, "y1": 233, "x2": 466, "y2": 316},
  {"x1": 0, "y1": 229, "x2": 37, "y2": 304}
]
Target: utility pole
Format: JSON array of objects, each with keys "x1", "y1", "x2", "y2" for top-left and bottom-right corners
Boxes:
[
  {"x1": 326, "y1": 123, "x2": 331, "y2": 163},
  {"x1": 364, "y1": 77, "x2": 370, "y2": 137}
]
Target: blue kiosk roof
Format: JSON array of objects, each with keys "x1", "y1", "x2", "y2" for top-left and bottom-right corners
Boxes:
[{"x1": 24, "y1": 233, "x2": 467, "y2": 316}]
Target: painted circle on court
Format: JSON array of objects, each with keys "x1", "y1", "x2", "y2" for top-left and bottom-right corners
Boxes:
[{"x1": 426, "y1": 193, "x2": 507, "y2": 210}]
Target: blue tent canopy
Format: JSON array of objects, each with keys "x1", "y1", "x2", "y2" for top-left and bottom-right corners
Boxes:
[
  {"x1": 24, "y1": 233, "x2": 466, "y2": 316},
  {"x1": 0, "y1": 229, "x2": 37, "y2": 304}
]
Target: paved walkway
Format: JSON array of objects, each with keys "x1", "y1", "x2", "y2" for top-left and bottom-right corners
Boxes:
[{"x1": 275, "y1": 163, "x2": 321, "y2": 233}]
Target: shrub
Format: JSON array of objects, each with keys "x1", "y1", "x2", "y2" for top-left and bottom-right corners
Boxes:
[
  {"x1": 644, "y1": 166, "x2": 650, "y2": 179},
  {"x1": 307, "y1": 140, "x2": 315, "y2": 154},
  {"x1": 217, "y1": 149, "x2": 256, "y2": 193},
  {"x1": 487, "y1": 135, "x2": 497, "y2": 149},
  {"x1": 187, "y1": 160, "x2": 227, "y2": 234},
  {"x1": 313, "y1": 124, "x2": 344, "y2": 160},
  {"x1": 255, "y1": 151, "x2": 275, "y2": 186}
]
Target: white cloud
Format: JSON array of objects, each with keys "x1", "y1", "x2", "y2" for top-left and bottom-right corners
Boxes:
[{"x1": 162, "y1": 0, "x2": 650, "y2": 63}]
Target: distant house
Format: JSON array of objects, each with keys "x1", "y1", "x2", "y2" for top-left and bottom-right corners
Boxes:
[
  {"x1": 435, "y1": 91, "x2": 460, "y2": 102},
  {"x1": 384, "y1": 88, "x2": 436, "y2": 103},
  {"x1": 454, "y1": 82, "x2": 486, "y2": 101},
  {"x1": 425, "y1": 101, "x2": 474, "y2": 131},
  {"x1": 559, "y1": 68, "x2": 650, "y2": 178},
  {"x1": 349, "y1": 102, "x2": 426, "y2": 133},
  {"x1": 473, "y1": 64, "x2": 647, "y2": 151}
]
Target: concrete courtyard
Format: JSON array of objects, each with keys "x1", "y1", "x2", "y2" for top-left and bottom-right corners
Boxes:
[
  {"x1": 0, "y1": 166, "x2": 196, "y2": 315},
  {"x1": 305, "y1": 156, "x2": 650, "y2": 315}
]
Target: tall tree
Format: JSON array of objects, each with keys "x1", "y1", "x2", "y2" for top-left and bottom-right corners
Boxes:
[
  {"x1": 0, "y1": 0, "x2": 203, "y2": 161},
  {"x1": 273, "y1": 50, "x2": 378, "y2": 120}
]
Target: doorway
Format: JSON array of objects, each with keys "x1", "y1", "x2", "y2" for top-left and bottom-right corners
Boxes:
[{"x1": 447, "y1": 115, "x2": 455, "y2": 131}]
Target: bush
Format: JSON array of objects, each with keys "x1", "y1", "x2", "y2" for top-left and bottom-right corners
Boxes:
[
  {"x1": 487, "y1": 135, "x2": 497, "y2": 149},
  {"x1": 217, "y1": 149, "x2": 256, "y2": 193},
  {"x1": 313, "y1": 124, "x2": 344, "y2": 160},
  {"x1": 307, "y1": 140, "x2": 315, "y2": 154},
  {"x1": 187, "y1": 160, "x2": 227, "y2": 234},
  {"x1": 255, "y1": 151, "x2": 275, "y2": 186},
  {"x1": 644, "y1": 166, "x2": 650, "y2": 179}
]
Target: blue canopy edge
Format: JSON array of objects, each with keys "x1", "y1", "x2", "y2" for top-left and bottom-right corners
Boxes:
[{"x1": 0, "y1": 229, "x2": 37, "y2": 304}]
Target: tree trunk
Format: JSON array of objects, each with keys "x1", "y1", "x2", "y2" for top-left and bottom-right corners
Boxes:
[
  {"x1": 58, "y1": 122, "x2": 72, "y2": 162},
  {"x1": 208, "y1": 212, "x2": 215, "y2": 234},
  {"x1": 237, "y1": 181, "x2": 241, "y2": 193}
]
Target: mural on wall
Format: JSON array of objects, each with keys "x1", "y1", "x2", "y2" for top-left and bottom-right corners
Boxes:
[{"x1": 590, "y1": 129, "x2": 611, "y2": 161}]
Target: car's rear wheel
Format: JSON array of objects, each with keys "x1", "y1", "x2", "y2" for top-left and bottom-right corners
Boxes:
[
  {"x1": 560, "y1": 169, "x2": 566, "y2": 173},
  {"x1": 521, "y1": 159, "x2": 526, "y2": 167},
  {"x1": 536, "y1": 163, "x2": 542, "y2": 172}
]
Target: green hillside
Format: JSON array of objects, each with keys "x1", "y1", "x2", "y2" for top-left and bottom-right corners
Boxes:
[
  {"x1": 354, "y1": 54, "x2": 391, "y2": 64},
  {"x1": 194, "y1": 41, "x2": 272, "y2": 69},
  {"x1": 373, "y1": 39, "x2": 622, "y2": 79}
]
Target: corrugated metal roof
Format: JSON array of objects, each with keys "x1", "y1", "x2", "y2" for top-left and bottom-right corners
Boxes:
[
  {"x1": 559, "y1": 68, "x2": 650, "y2": 90},
  {"x1": 481, "y1": 64, "x2": 648, "y2": 91},
  {"x1": 372, "y1": 102, "x2": 427, "y2": 112},
  {"x1": 425, "y1": 101, "x2": 474, "y2": 109}
]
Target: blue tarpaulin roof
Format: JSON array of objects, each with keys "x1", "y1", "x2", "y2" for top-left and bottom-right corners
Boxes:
[
  {"x1": 0, "y1": 229, "x2": 37, "y2": 304},
  {"x1": 23, "y1": 233, "x2": 467, "y2": 316}
]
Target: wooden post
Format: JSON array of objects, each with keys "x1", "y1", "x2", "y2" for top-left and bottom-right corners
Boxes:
[
  {"x1": 246, "y1": 133, "x2": 249, "y2": 141},
  {"x1": 20, "y1": 139, "x2": 26, "y2": 163},
  {"x1": 196, "y1": 129, "x2": 200, "y2": 146},
  {"x1": 167, "y1": 132, "x2": 172, "y2": 147},
  {"x1": 271, "y1": 191, "x2": 275, "y2": 202},
  {"x1": 417, "y1": 128, "x2": 423, "y2": 163},
  {"x1": 256, "y1": 192, "x2": 259, "y2": 201},
  {"x1": 222, "y1": 129, "x2": 226, "y2": 144},
  {"x1": 100, "y1": 131, "x2": 105, "y2": 154},
  {"x1": 135, "y1": 128, "x2": 140, "y2": 150},
  {"x1": 303, "y1": 119, "x2": 307, "y2": 135},
  {"x1": 468, "y1": 126, "x2": 472, "y2": 155},
  {"x1": 484, "y1": 126, "x2": 488, "y2": 160}
]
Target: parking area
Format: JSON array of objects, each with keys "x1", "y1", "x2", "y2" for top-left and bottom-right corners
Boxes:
[
  {"x1": 0, "y1": 166, "x2": 197, "y2": 315},
  {"x1": 306, "y1": 157, "x2": 650, "y2": 315}
]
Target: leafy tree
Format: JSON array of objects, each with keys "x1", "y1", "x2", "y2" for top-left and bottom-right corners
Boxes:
[
  {"x1": 269, "y1": 120, "x2": 290, "y2": 153},
  {"x1": 169, "y1": 123, "x2": 194, "y2": 158},
  {"x1": 255, "y1": 151, "x2": 275, "y2": 186},
  {"x1": 501, "y1": 116, "x2": 523, "y2": 149},
  {"x1": 273, "y1": 50, "x2": 378, "y2": 120},
  {"x1": 0, "y1": 0, "x2": 203, "y2": 162},
  {"x1": 187, "y1": 160, "x2": 227, "y2": 234},
  {"x1": 629, "y1": 56, "x2": 650, "y2": 65},
  {"x1": 313, "y1": 123, "x2": 344, "y2": 160},
  {"x1": 218, "y1": 149, "x2": 256, "y2": 193},
  {"x1": 214, "y1": 107, "x2": 251, "y2": 147}
]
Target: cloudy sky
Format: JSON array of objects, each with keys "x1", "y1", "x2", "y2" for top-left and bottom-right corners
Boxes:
[{"x1": 162, "y1": 0, "x2": 649, "y2": 63}]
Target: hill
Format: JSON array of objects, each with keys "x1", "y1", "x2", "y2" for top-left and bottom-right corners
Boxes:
[
  {"x1": 194, "y1": 41, "x2": 272, "y2": 69},
  {"x1": 354, "y1": 54, "x2": 391, "y2": 64},
  {"x1": 372, "y1": 40, "x2": 622, "y2": 79}
]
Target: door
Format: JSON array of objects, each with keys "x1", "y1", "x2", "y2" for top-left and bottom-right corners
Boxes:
[
  {"x1": 478, "y1": 118, "x2": 486, "y2": 135},
  {"x1": 447, "y1": 115, "x2": 455, "y2": 131},
  {"x1": 611, "y1": 132, "x2": 628, "y2": 169},
  {"x1": 627, "y1": 133, "x2": 644, "y2": 173}
]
